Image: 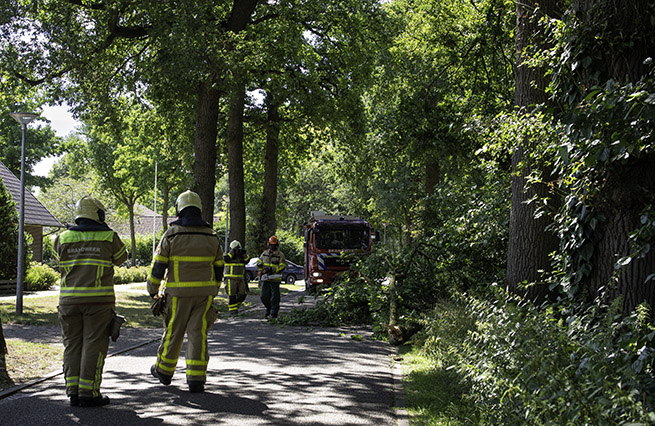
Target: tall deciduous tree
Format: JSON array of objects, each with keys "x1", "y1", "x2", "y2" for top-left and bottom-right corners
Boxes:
[
  {"x1": 84, "y1": 100, "x2": 156, "y2": 265},
  {"x1": 506, "y1": 0, "x2": 563, "y2": 302}
]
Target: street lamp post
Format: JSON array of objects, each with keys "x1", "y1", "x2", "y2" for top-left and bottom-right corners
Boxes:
[{"x1": 10, "y1": 112, "x2": 39, "y2": 315}]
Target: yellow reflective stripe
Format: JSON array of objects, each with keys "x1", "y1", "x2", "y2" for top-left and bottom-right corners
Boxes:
[
  {"x1": 148, "y1": 275, "x2": 162, "y2": 285},
  {"x1": 186, "y1": 370, "x2": 207, "y2": 377},
  {"x1": 158, "y1": 354, "x2": 178, "y2": 365},
  {"x1": 156, "y1": 361, "x2": 176, "y2": 373},
  {"x1": 200, "y1": 297, "x2": 212, "y2": 361},
  {"x1": 186, "y1": 359, "x2": 209, "y2": 366},
  {"x1": 166, "y1": 281, "x2": 218, "y2": 288},
  {"x1": 79, "y1": 379, "x2": 94, "y2": 390},
  {"x1": 60, "y1": 286, "x2": 114, "y2": 297},
  {"x1": 113, "y1": 244, "x2": 127, "y2": 260},
  {"x1": 60, "y1": 258, "x2": 113, "y2": 267},
  {"x1": 65, "y1": 376, "x2": 80, "y2": 386},
  {"x1": 158, "y1": 296, "x2": 178, "y2": 372},
  {"x1": 169, "y1": 256, "x2": 216, "y2": 262},
  {"x1": 154, "y1": 254, "x2": 169, "y2": 262},
  {"x1": 214, "y1": 259, "x2": 225, "y2": 266},
  {"x1": 60, "y1": 230, "x2": 114, "y2": 244}
]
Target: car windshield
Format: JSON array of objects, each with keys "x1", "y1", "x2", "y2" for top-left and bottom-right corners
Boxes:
[{"x1": 315, "y1": 227, "x2": 370, "y2": 250}]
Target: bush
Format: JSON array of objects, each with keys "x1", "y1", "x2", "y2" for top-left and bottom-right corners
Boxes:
[
  {"x1": 24, "y1": 262, "x2": 60, "y2": 291},
  {"x1": 432, "y1": 291, "x2": 655, "y2": 425},
  {"x1": 123, "y1": 234, "x2": 158, "y2": 266},
  {"x1": 113, "y1": 266, "x2": 150, "y2": 284}
]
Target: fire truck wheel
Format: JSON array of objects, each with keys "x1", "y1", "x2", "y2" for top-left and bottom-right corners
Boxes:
[{"x1": 285, "y1": 274, "x2": 296, "y2": 285}]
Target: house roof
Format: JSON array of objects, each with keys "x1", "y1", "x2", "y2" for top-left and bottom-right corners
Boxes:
[{"x1": 0, "y1": 160, "x2": 63, "y2": 228}]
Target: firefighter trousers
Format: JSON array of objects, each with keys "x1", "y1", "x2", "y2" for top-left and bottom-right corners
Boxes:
[
  {"x1": 58, "y1": 304, "x2": 112, "y2": 398},
  {"x1": 227, "y1": 278, "x2": 247, "y2": 314},
  {"x1": 260, "y1": 281, "x2": 280, "y2": 317},
  {"x1": 153, "y1": 295, "x2": 217, "y2": 384}
]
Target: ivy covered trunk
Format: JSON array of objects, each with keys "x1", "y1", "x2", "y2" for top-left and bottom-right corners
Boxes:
[
  {"x1": 506, "y1": 0, "x2": 563, "y2": 302},
  {"x1": 575, "y1": 1, "x2": 655, "y2": 312}
]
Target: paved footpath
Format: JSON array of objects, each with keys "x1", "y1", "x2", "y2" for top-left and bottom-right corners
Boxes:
[{"x1": 0, "y1": 290, "x2": 407, "y2": 425}]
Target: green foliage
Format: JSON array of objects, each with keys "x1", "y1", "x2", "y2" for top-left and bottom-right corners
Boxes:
[
  {"x1": 276, "y1": 229, "x2": 303, "y2": 265},
  {"x1": 426, "y1": 292, "x2": 655, "y2": 425},
  {"x1": 122, "y1": 234, "x2": 157, "y2": 267},
  {"x1": 113, "y1": 266, "x2": 150, "y2": 285},
  {"x1": 24, "y1": 262, "x2": 59, "y2": 291},
  {"x1": 0, "y1": 176, "x2": 19, "y2": 279}
]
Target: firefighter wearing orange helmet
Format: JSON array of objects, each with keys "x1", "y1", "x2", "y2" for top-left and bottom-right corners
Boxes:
[
  {"x1": 257, "y1": 235, "x2": 286, "y2": 318},
  {"x1": 147, "y1": 190, "x2": 224, "y2": 393}
]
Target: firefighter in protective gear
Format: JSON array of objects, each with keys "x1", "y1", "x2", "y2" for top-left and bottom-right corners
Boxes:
[
  {"x1": 224, "y1": 240, "x2": 249, "y2": 316},
  {"x1": 54, "y1": 196, "x2": 128, "y2": 407},
  {"x1": 257, "y1": 235, "x2": 286, "y2": 318},
  {"x1": 147, "y1": 190, "x2": 224, "y2": 393}
]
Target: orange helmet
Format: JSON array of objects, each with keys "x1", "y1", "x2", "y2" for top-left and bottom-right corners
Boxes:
[{"x1": 268, "y1": 235, "x2": 279, "y2": 245}]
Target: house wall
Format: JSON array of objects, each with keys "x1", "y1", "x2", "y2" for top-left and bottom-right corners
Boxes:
[{"x1": 25, "y1": 225, "x2": 43, "y2": 263}]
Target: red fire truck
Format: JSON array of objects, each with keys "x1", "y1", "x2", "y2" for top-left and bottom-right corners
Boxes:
[{"x1": 303, "y1": 211, "x2": 376, "y2": 293}]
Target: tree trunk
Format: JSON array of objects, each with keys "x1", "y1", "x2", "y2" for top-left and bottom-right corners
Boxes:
[
  {"x1": 226, "y1": 83, "x2": 247, "y2": 246},
  {"x1": 161, "y1": 183, "x2": 170, "y2": 232},
  {"x1": 191, "y1": 81, "x2": 221, "y2": 224},
  {"x1": 128, "y1": 202, "x2": 137, "y2": 266},
  {"x1": 506, "y1": 0, "x2": 563, "y2": 303},
  {"x1": 575, "y1": 0, "x2": 655, "y2": 312},
  {"x1": 190, "y1": 0, "x2": 259, "y2": 225},
  {"x1": 425, "y1": 160, "x2": 440, "y2": 196},
  {"x1": 260, "y1": 98, "x2": 281, "y2": 247}
]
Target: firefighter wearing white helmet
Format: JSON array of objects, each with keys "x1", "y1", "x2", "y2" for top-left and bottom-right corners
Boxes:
[
  {"x1": 257, "y1": 235, "x2": 286, "y2": 319},
  {"x1": 54, "y1": 196, "x2": 128, "y2": 407},
  {"x1": 223, "y1": 240, "x2": 249, "y2": 316},
  {"x1": 147, "y1": 190, "x2": 224, "y2": 393}
]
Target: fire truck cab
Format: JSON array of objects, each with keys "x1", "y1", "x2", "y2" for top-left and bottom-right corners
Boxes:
[{"x1": 303, "y1": 211, "x2": 374, "y2": 293}]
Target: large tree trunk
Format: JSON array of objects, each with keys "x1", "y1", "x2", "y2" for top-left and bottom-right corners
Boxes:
[
  {"x1": 191, "y1": 0, "x2": 259, "y2": 224},
  {"x1": 575, "y1": 0, "x2": 655, "y2": 312},
  {"x1": 260, "y1": 98, "x2": 281, "y2": 249},
  {"x1": 506, "y1": 0, "x2": 563, "y2": 303},
  {"x1": 226, "y1": 83, "x2": 247, "y2": 246},
  {"x1": 191, "y1": 81, "x2": 221, "y2": 224}
]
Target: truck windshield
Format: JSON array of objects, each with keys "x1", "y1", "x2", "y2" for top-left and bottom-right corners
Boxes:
[{"x1": 315, "y1": 227, "x2": 370, "y2": 250}]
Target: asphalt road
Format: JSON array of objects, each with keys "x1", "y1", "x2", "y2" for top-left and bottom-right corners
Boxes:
[{"x1": 0, "y1": 290, "x2": 406, "y2": 425}]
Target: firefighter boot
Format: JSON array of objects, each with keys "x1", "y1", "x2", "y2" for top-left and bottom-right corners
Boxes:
[
  {"x1": 79, "y1": 395, "x2": 110, "y2": 407},
  {"x1": 188, "y1": 381, "x2": 204, "y2": 393},
  {"x1": 151, "y1": 364, "x2": 172, "y2": 385}
]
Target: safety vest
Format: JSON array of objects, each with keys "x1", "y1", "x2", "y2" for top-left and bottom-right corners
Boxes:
[
  {"x1": 147, "y1": 224, "x2": 224, "y2": 297},
  {"x1": 257, "y1": 249, "x2": 286, "y2": 283},
  {"x1": 55, "y1": 229, "x2": 127, "y2": 305}
]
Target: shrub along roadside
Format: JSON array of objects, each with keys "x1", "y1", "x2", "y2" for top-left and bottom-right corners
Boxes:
[{"x1": 403, "y1": 292, "x2": 655, "y2": 425}]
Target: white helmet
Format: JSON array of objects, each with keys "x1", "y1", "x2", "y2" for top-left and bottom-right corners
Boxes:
[
  {"x1": 230, "y1": 240, "x2": 242, "y2": 249},
  {"x1": 75, "y1": 196, "x2": 106, "y2": 223},
  {"x1": 175, "y1": 190, "x2": 202, "y2": 215}
]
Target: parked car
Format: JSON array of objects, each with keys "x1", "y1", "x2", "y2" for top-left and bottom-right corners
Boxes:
[
  {"x1": 245, "y1": 258, "x2": 259, "y2": 283},
  {"x1": 244, "y1": 258, "x2": 304, "y2": 284}
]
